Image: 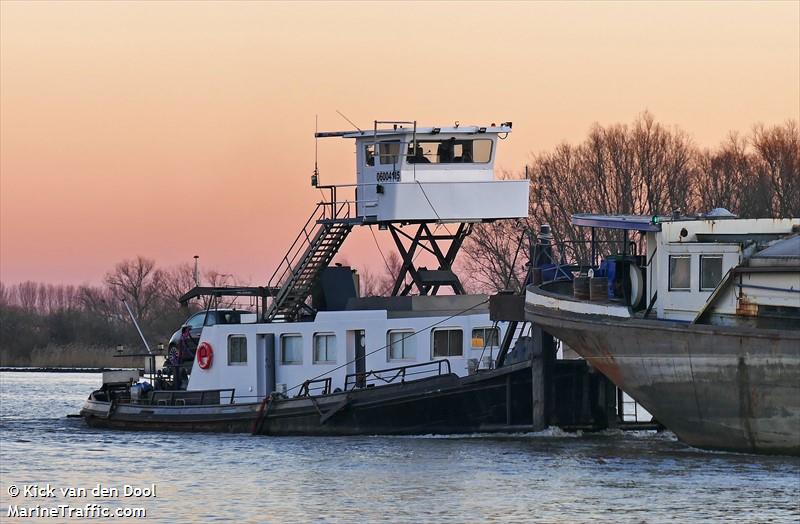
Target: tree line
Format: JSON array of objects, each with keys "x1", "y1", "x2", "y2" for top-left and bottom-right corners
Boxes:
[
  {"x1": 462, "y1": 114, "x2": 799, "y2": 292},
  {"x1": 0, "y1": 258, "x2": 237, "y2": 365}
]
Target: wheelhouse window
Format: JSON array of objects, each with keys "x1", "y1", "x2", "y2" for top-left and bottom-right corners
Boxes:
[
  {"x1": 227, "y1": 335, "x2": 247, "y2": 365},
  {"x1": 313, "y1": 333, "x2": 336, "y2": 364},
  {"x1": 365, "y1": 144, "x2": 375, "y2": 166},
  {"x1": 378, "y1": 142, "x2": 401, "y2": 165},
  {"x1": 700, "y1": 255, "x2": 724, "y2": 291},
  {"x1": 668, "y1": 255, "x2": 691, "y2": 291},
  {"x1": 281, "y1": 334, "x2": 302, "y2": 365},
  {"x1": 406, "y1": 139, "x2": 493, "y2": 164},
  {"x1": 432, "y1": 328, "x2": 463, "y2": 358},
  {"x1": 387, "y1": 330, "x2": 414, "y2": 361},
  {"x1": 471, "y1": 327, "x2": 499, "y2": 349}
]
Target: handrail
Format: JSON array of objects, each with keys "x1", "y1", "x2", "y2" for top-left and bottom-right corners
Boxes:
[
  {"x1": 132, "y1": 388, "x2": 236, "y2": 406},
  {"x1": 344, "y1": 359, "x2": 452, "y2": 391},
  {"x1": 297, "y1": 377, "x2": 332, "y2": 397}
]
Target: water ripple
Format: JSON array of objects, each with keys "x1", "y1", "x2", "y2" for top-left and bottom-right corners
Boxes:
[{"x1": 2, "y1": 372, "x2": 799, "y2": 523}]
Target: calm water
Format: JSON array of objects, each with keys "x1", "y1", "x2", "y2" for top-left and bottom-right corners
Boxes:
[{"x1": 1, "y1": 372, "x2": 798, "y2": 523}]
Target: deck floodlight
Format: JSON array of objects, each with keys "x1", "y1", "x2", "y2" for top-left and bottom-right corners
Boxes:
[
  {"x1": 431, "y1": 127, "x2": 441, "y2": 134},
  {"x1": 501, "y1": 122, "x2": 512, "y2": 128},
  {"x1": 478, "y1": 127, "x2": 487, "y2": 133},
  {"x1": 311, "y1": 173, "x2": 318, "y2": 187}
]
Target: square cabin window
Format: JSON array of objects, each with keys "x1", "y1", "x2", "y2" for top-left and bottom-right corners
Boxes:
[
  {"x1": 669, "y1": 255, "x2": 691, "y2": 291},
  {"x1": 313, "y1": 333, "x2": 336, "y2": 364},
  {"x1": 387, "y1": 330, "x2": 415, "y2": 361},
  {"x1": 228, "y1": 335, "x2": 247, "y2": 365},
  {"x1": 472, "y1": 139, "x2": 493, "y2": 163},
  {"x1": 471, "y1": 327, "x2": 499, "y2": 349},
  {"x1": 379, "y1": 142, "x2": 401, "y2": 165},
  {"x1": 281, "y1": 334, "x2": 302, "y2": 365},
  {"x1": 432, "y1": 328, "x2": 463, "y2": 358},
  {"x1": 365, "y1": 144, "x2": 375, "y2": 167},
  {"x1": 700, "y1": 255, "x2": 724, "y2": 291}
]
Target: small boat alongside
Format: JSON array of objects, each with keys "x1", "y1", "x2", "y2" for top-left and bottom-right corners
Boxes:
[{"x1": 525, "y1": 213, "x2": 800, "y2": 455}]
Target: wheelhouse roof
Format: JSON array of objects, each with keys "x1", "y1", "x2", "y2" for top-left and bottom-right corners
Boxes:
[
  {"x1": 571, "y1": 214, "x2": 661, "y2": 232},
  {"x1": 315, "y1": 125, "x2": 512, "y2": 139}
]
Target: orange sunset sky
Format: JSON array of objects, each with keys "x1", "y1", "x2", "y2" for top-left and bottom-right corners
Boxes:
[{"x1": 1, "y1": 1, "x2": 798, "y2": 286}]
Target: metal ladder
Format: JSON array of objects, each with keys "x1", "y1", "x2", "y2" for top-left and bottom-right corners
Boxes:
[{"x1": 264, "y1": 201, "x2": 354, "y2": 322}]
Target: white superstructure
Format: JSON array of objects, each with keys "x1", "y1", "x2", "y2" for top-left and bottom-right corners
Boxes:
[
  {"x1": 187, "y1": 295, "x2": 510, "y2": 402},
  {"x1": 183, "y1": 120, "x2": 530, "y2": 402},
  {"x1": 319, "y1": 122, "x2": 528, "y2": 223}
]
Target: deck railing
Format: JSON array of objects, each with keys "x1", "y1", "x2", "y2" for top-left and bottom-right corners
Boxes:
[
  {"x1": 296, "y1": 377, "x2": 333, "y2": 397},
  {"x1": 344, "y1": 359, "x2": 452, "y2": 391},
  {"x1": 128, "y1": 388, "x2": 236, "y2": 407}
]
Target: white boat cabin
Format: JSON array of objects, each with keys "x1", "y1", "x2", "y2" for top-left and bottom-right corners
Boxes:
[
  {"x1": 187, "y1": 295, "x2": 514, "y2": 402},
  {"x1": 317, "y1": 123, "x2": 529, "y2": 223},
  {"x1": 562, "y1": 213, "x2": 800, "y2": 324},
  {"x1": 644, "y1": 215, "x2": 800, "y2": 323}
]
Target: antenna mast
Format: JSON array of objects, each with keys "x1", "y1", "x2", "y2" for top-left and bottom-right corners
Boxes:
[
  {"x1": 336, "y1": 109, "x2": 362, "y2": 133},
  {"x1": 312, "y1": 115, "x2": 319, "y2": 187}
]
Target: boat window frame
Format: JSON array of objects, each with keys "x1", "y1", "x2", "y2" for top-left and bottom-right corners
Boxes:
[
  {"x1": 471, "y1": 327, "x2": 500, "y2": 350},
  {"x1": 699, "y1": 254, "x2": 724, "y2": 292},
  {"x1": 364, "y1": 143, "x2": 375, "y2": 167},
  {"x1": 280, "y1": 333, "x2": 303, "y2": 365},
  {"x1": 312, "y1": 332, "x2": 337, "y2": 364},
  {"x1": 378, "y1": 140, "x2": 402, "y2": 166},
  {"x1": 227, "y1": 334, "x2": 248, "y2": 366},
  {"x1": 387, "y1": 329, "x2": 415, "y2": 361},
  {"x1": 431, "y1": 327, "x2": 464, "y2": 358},
  {"x1": 668, "y1": 254, "x2": 692, "y2": 292},
  {"x1": 405, "y1": 138, "x2": 494, "y2": 165}
]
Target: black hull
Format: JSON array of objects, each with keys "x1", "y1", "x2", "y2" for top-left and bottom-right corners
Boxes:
[
  {"x1": 82, "y1": 362, "x2": 539, "y2": 436},
  {"x1": 257, "y1": 361, "x2": 537, "y2": 436}
]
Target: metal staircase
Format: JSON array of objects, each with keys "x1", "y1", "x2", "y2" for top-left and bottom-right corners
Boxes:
[{"x1": 265, "y1": 201, "x2": 355, "y2": 322}]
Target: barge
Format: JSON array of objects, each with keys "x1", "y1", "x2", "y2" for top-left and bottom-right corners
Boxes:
[{"x1": 525, "y1": 213, "x2": 800, "y2": 455}]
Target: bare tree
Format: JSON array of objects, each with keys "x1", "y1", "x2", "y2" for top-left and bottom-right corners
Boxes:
[
  {"x1": 461, "y1": 219, "x2": 529, "y2": 293},
  {"x1": 695, "y1": 133, "x2": 748, "y2": 213},
  {"x1": 752, "y1": 121, "x2": 800, "y2": 217},
  {"x1": 0, "y1": 282, "x2": 14, "y2": 307},
  {"x1": 161, "y1": 263, "x2": 197, "y2": 304},
  {"x1": 16, "y1": 281, "x2": 38, "y2": 312},
  {"x1": 358, "y1": 251, "x2": 402, "y2": 297},
  {"x1": 104, "y1": 256, "x2": 165, "y2": 323}
]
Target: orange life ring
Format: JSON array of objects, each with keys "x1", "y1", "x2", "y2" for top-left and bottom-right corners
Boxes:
[{"x1": 197, "y1": 342, "x2": 213, "y2": 370}]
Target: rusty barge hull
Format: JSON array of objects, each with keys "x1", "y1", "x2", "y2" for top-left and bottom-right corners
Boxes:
[{"x1": 526, "y1": 304, "x2": 800, "y2": 456}]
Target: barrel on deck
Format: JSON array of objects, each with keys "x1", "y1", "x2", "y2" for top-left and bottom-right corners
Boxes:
[
  {"x1": 589, "y1": 277, "x2": 608, "y2": 302},
  {"x1": 573, "y1": 276, "x2": 590, "y2": 300}
]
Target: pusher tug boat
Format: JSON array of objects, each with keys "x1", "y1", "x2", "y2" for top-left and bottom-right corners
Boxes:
[
  {"x1": 82, "y1": 120, "x2": 548, "y2": 435},
  {"x1": 525, "y1": 213, "x2": 800, "y2": 455}
]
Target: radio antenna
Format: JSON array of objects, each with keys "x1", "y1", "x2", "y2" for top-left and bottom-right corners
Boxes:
[
  {"x1": 336, "y1": 109, "x2": 362, "y2": 133},
  {"x1": 312, "y1": 115, "x2": 320, "y2": 187}
]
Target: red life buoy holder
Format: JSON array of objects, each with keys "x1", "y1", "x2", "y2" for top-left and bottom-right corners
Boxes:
[{"x1": 197, "y1": 342, "x2": 213, "y2": 370}]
